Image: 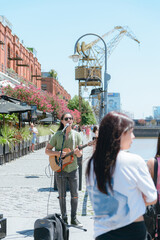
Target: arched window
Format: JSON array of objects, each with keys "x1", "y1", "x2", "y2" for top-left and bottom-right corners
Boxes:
[
  {"x1": 31, "y1": 65, "x2": 33, "y2": 82},
  {"x1": 7, "y1": 44, "x2": 10, "y2": 68},
  {"x1": 16, "y1": 51, "x2": 18, "y2": 74},
  {"x1": 36, "y1": 68, "x2": 37, "y2": 86}
]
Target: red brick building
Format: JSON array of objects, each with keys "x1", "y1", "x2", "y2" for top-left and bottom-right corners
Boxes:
[
  {"x1": 0, "y1": 16, "x2": 71, "y2": 104},
  {"x1": 0, "y1": 16, "x2": 41, "y2": 88},
  {"x1": 41, "y1": 72, "x2": 71, "y2": 102}
]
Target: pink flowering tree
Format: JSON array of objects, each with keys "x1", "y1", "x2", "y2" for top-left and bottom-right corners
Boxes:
[{"x1": 2, "y1": 85, "x2": 81, "y2": 124}]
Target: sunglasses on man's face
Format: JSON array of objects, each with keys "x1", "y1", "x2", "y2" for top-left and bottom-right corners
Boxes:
[{"x1": 64, "y1": 117, "x2": 73, "y2": 121}]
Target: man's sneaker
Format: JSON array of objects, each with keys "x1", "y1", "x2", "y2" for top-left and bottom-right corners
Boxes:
[
  {"x1": 62, "y1": 217, "x2": 68, "y2": 225},
  {"x1": 71, "y1": 218, "x2": 83, "y2": 227}
]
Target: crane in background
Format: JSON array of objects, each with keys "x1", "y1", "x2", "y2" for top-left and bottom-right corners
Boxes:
[
  {"x1": 76, "y1": 25, "x2": 140, "y2": 69},
  {"x1": 73, "y1": 26, "x2": 140, "y2": 120}
]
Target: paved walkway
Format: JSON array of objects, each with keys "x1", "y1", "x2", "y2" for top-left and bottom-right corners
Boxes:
[{"x1": 0, "y1": 135, "x2": 94, "y2": 239}]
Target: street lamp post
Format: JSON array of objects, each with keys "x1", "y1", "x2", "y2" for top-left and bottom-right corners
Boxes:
[{"x1": 70, "y1": 33, "x2": 111, "y2": 121}]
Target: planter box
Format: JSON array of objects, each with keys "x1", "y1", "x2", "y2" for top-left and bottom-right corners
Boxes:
[
  {"x1": 9, "y1": 144, "x2": 14, "y2": 161},
  {"x1": 14, "y1": 143, "x2": 19, "y2": 159},
  {"x1": 4, "y1": 144, "x2": 9, "y2": 154},
  {"x1": 24, "y1": 141, "x2": 28, "y2": 148},
  {"x1": 19, "y1": 142, "x2": 23, "y2": 150},
  {"x1": 14, "y1": 143, "x2": 19, "y2": 152},
  {"x1": 0, "y1": 155, "x2": 4, "y2": 165},
  {"x1": 10, "y1": 143, "x2": 14, "y2": 153},
  {"x1": 19, "y1": 142, "x2": 23, "y2": 157},
  {"x1": 22, "y1": 141, "x2": 27, "y2": 155},
  {"x1": 0, "y1": 144, "x2": 3, "y2": 156},
  {"x1": 27, "y1": 140, "x2": 30, "y2": 147}
]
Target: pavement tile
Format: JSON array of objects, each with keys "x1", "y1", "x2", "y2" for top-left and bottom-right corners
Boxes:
[{"x1": 0, "y1": 135, "x2": 94, "y2": 239}]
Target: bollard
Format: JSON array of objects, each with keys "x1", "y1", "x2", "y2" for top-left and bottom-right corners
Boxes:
[{"x1": 0, "y1": 214, "x2": 7, "y2": 239}]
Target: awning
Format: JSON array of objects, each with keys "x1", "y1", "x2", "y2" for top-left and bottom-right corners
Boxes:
[
  {"x1": 0, "y1": 98, "x2": 31, "y2": 113},
  {"x1": 46, "y1": 112, "x2": 52, "y2": 117},
  {"x1": 37, "y1": 110, "x2": 43, "y2": 116},
  {"x1": 40, "y1": 116, "x2": 53, "y2": 122}
]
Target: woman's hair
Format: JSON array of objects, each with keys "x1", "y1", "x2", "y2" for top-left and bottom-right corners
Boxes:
[
  {"x1": 58, "y1": 112, "x2": 73, "y2": 130},
  {"x1": 86, "y1": 111, "x2": 134, "y2": 195},
  {"x1": 155, "y1": 132, "x2": 160, "y2": 158},
  {"x1": 93, "y1": 125, "x2": 98, "y2": 133}
]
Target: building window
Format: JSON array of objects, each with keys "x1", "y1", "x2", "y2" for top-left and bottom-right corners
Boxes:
[
  {"x1": 41, "y1": 84, "x2": 47, "y2": 91},
  {"x1": 16, "y1": 51, "x2": 18, "y2": 74},
  {"x1": 7, "y1": 44, "x2": 10, "y2": 68},
  {"x1": 31, "y1": 65, "x2": 33, "y2": 82}
]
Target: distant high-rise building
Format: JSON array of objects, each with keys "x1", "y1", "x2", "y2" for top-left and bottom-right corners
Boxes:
[
  {"x1": 91, "y1": 92, "x2": 121, "y2": 114},
  {"x1": 153, "y1": 106, "x2": 160, "y2": 119},
  {"x1": 108, "y1": 93, "x2": 120, "y2": 113},
  {"x1": 91, "y1": 92, "x2": 135, "y2": 119}
]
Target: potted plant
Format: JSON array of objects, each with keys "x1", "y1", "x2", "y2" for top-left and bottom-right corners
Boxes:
[{"x1": 19, "y1": 126, "x2": 31, "y2": 155}]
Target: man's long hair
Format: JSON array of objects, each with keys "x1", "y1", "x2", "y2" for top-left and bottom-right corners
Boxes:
[
  {"x1": 58, "y1": 112, "x2": 73, "y2": 131},
  {"x1": 86, "y1": 111, "x2": 134, "y2": 195}
]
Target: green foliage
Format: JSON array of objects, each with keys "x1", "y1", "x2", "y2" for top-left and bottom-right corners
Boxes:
[
  {"x1": 0, "y1": 113, "x2": 18, "y2": 122},
  {"x1": 68, "y1": 95, "x2": 79, "y2": 110},
  {"x1": 68, "y1": 95, "x2": 96, "y2": 125},
  {"x1": 27, "y1": 47, "x2": 34, "y2": 52},
  {"x1": 37, "y1": 124, "x2": 59, "y2": 136},
  {"x1": 0, "y1": 124, "x2": 60, "y2": 147},
  {"x1": 49, "y1": 69, "x2": 58, "y2": 80},
  {"x1": 0, "y1": 125, "x2": 17, "y2": 146},
  {"x1": 0, "y1": 137, "x2": 8, "y2": 145},
  {"x1": 19, "y1": 126, "x2": 32, "y2": 141},
  {"x1": 3, "y1": 84, "x2": 81, "y2": 121}
]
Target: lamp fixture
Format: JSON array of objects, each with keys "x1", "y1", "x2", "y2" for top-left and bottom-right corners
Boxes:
[{"x1": 69, "y1": 53, "x2": 82, "y2": 62}]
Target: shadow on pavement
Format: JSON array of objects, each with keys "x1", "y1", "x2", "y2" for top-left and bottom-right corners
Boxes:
[
  {"x1": 38, "y1": 187, "x2": 55, "y2": 192},
  {"x1": 17, "y1": 229, "x2": 33, "y2": 237},
  {"x1": 25, "y1": 175, "x2": 40, "y2": 178}
]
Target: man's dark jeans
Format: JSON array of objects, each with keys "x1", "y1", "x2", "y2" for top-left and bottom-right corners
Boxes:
[{"x1": 55, "y1": 169, "x2": 78, "y2": 219}]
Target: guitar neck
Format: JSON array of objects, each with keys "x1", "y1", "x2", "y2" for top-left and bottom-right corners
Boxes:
[{"x1": 63, "y1": 143, "x2": 89, "y2": 159}]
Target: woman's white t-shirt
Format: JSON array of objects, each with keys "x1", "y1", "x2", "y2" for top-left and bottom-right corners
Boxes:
[{"x1": 86, "y1": 150, "x2": 157, "y2": 238}]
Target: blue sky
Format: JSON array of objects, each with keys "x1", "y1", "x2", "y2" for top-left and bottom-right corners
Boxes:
[{"x1": 1, "y1": 0, "x2": 160, "y2": 119}]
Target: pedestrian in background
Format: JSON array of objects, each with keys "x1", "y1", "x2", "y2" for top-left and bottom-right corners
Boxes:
[
  {"x1": 86, "y1": 111, "x2": 157, "y2": 240},
  {"x1": 147, "y1": 132, "x2": 160, "y2": 180},
  {"x1": 29, "y1": 122, "x2": 38, "y2": 153},
  {"x1": 92, "y1": 125, "x2": 99, "y2": 152},
  {"x1": 86, "y1": 126, "x2": 90, "y2": 140},
  {"x1": 92, "y1": 125, "x2": 99, "y2": 140},
  {"x1": 147, "y1": 132, "x2": 160, "y2": 239}
]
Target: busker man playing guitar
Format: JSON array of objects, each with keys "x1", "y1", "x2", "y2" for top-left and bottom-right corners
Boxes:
[{"x1": 45, "y1": 112, "x2": 83, "y2": 227}]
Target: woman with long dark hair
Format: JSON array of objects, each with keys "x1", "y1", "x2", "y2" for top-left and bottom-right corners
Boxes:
[
  {"x1": 86, "y1": 111, "x2": 157, "y2": 240},
  {"x1": 147, "y1": 132, "x2": 160, "y2": 239},
  {"x1": 147, "y1": 133, "x2": 160, "y2": 179}
]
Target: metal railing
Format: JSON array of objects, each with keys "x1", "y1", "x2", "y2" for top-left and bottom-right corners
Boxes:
[{"x1": 0, "y1": 63, "x2": 38, "y2": 88}]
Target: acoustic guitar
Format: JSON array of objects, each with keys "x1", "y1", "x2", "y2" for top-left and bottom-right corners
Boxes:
[{"x1": 49, "y1": 140, "x2": 95, "y2": 172}]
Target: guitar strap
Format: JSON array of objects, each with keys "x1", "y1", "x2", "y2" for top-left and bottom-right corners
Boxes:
[{"x1": 72, "y1": 130, "x2": 75, "y2": 150}]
